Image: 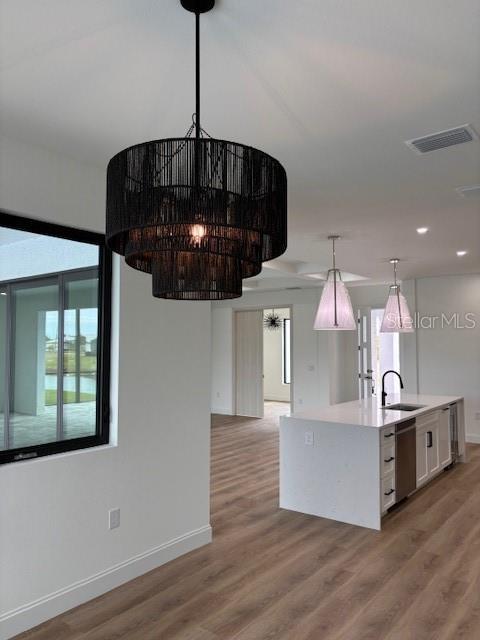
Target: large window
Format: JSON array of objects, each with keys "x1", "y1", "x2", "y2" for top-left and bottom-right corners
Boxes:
[{"x1": 0, "y1": 211, "x2": 112, "y2": 464}]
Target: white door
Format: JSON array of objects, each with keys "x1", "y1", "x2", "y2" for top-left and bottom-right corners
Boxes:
[
  {"x1": 416, "y1": 426, "x2": 429, "y2": 487},
  {"x1": 439, "y1": 408, "x2": 452, "y2": 468},
  {"x1": 357, "y1": 308, "x2": 374, "y2": 399},
  {"x1": 427, "y1": 423, "x2": 440, "y2": 476},
  {"x1": 235, "y1": 310, "x2": 264, "y2": 417}
]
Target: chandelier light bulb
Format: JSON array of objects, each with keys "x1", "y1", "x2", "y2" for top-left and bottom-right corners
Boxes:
[{"x1": 191, "y1": 224, "x2": 206, "y2": 245}]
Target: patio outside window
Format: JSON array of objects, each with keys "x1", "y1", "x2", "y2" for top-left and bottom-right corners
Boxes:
[{"x1": 0, "y1": 213, "x2": 111, "y2": 464}]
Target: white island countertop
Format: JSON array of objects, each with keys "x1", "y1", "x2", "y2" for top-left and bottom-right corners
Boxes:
[
  {"x1": 280, "y1": 394, "x2": 465, "y2": 529},
  {"x1": 289, "y1": 393, "x2": 463, "y2": 429}
]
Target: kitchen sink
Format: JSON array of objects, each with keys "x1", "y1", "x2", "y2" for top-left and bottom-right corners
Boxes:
[{"x1": 382, "y1": 403, "x2": 426, "y2": 412}]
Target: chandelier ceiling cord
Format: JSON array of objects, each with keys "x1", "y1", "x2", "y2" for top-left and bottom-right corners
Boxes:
[{"x1": 106, "y1": 0, "x2": 287, "y2": 300}]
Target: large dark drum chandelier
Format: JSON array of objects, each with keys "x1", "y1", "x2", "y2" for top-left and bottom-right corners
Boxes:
[{"x1": 106, "y1": 0, "x2": 287, "y2": 300}]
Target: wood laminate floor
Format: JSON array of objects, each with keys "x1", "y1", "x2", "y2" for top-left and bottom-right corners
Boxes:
[{"x1": 16, "y1": 402, "x2": 480, "y2": 639}]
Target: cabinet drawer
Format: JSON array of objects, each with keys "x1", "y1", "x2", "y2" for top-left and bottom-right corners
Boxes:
[
  {"x1": 382, "y1": 443, "x2": 396, "y2": 477},
  {"x1": 381, "y1": 428, "x2": 396, "y2": 445},
  {"x1": 382, "y1": 474, "x2": 396, "y2": 511}
]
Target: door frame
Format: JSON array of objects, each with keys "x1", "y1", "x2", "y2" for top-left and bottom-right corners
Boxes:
[
  {"x1": 357, "y1": 306, "x2": 374, "y2": 399},
  {"x1": 233, "y1": 305, "x2": 294, "y2": 414}
]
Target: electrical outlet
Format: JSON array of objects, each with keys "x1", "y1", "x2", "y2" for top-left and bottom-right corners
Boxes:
[
  {"x1": 297, "y1": 398, "x2": 303, "y2": 405},
  {"x1": 308, "y1": 364, "x2": 315, "y2": 372},
  {"x1": 304, "y1": 431, "x2": 314, "y2": 446},
  {"x1": 109, "y1": 508, "x2": 120, "y2": 530},
  {"x1": 475, "y1": 412, "x2": 480, "y2": 421}
]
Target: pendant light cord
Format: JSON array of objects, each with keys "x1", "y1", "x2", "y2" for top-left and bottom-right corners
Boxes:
[
  {"x1": 195, "y1": 12, "x2": 201, "y2": 139},
  {"x1": 391, "y1": 259, "x2": 403, "y2": 329},
  {"x1": 331, "y1": 236, "x2": 338, "y2": 327}
]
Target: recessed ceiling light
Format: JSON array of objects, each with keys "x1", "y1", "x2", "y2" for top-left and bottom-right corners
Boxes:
[
  {"x1": 0, "y1": 292, "x2": 6, "y2": 296},
  {"x1": 416, "y1": 227, "x2": 429, "y2": 234},
  {"x1": 456, "y1": 250, "x2": 468, "y2": 257}
]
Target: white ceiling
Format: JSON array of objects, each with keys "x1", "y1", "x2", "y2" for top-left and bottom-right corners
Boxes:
[{"x1": 1, "y1": 0, "x2": 479, "y2": 287}]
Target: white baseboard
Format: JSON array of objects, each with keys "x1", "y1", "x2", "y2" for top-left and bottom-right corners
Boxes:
[
  {"x1": 211, "y1": 406, "x2": 234, "y2": 415},
  {"x1": 466, "y1": 433, "x2": 480, "y2": 444},
  {"x1": 0, "y1": 524, "x2": 212, "y2": 640}
]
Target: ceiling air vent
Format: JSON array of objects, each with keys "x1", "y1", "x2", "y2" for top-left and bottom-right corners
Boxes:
[
  {"x1": 405, "y1": 124, "x2": 478, "y2": 154},
  {"x1": 455, "y1": 185, "x2": 480, "y2": 199}
]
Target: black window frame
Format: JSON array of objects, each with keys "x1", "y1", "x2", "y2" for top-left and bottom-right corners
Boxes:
[
  {"x1": 282, "y1": 317, "x2": 291, "y2": 385},
  {"x1": 0, "y1": 210, "x2": 112, "y2": 464}
]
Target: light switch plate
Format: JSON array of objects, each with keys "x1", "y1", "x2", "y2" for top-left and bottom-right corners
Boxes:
[{"x1": 109, "y1": 508, "x2": 120, "y2": 530}]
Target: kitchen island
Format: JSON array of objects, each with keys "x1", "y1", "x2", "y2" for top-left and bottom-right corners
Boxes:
[{"x1": 280, "y1": 394, "x2": 465, "y2": 530}]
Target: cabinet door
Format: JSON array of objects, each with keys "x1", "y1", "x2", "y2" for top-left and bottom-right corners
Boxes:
[
  {"x1": 416, "y1": 427, "x2": 429, "y2": 487},
  {"x1": 382, "y1": 473, "x2": 396, "y2": 512},
  {"x1": 439, "y1": 408, "x2": 452, "y2": 468},
  {"x1": 427, "y1": 424, "x2": 440, "y2": 476}
]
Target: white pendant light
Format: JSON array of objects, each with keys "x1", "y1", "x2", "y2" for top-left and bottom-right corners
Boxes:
[
  {"x1": 314, "y1": 236, "x2": 356, "y2": 331},
  {"x1": 380, "y1": 259, "x2": 414, "y2": 333}
]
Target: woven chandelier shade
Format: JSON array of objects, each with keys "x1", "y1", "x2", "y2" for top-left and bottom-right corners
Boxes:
[
  {"x1": 106, "y1": 0, "x2": 287, "y2": 300},
  {"x1": 106, "y1": 136, "x2": 287, "y2": 300},
  {"x1": 107, "y1": 137, "x2": 287, "y2": 299}
]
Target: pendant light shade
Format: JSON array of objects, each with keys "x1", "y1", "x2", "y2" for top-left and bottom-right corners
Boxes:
[
  {"x1": 380, "y1": 260, "x2": 414, "y2": 333},
  {"x1": 313, "y1": 236, "x2": 356, "y2": 331},
  {"x1": 106, "y1": 0, "x2": 287, "y2": 300}
]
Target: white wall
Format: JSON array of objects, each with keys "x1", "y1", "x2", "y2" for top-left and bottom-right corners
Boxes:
[
  {"x1": 415, "y1": 274, "x2": 480, "y2": 442},
  {"x1": 263, "y1": 308, "x2": 290, "y2": 402},
  {"x1": 0, "y1": 135, "x2": 211, "y2": 638},
  {"x1": 210, "y1": 307, "x2": 234, "y2": 414},
  {"x1": 212, "y1": 289, "x2": 331, "y2": 413}
]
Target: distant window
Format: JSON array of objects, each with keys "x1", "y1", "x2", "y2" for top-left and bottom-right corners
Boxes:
[
  {"x1": 282, "y1": 318, "x2": 291, "y2": 384},
  {"x1": 0, "y1": 211, "x2": 112, "y2": 464}
]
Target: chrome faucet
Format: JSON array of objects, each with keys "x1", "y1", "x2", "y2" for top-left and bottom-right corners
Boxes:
[{"x1": 381, "y1": 370, "x2": 404, "y2": 407}]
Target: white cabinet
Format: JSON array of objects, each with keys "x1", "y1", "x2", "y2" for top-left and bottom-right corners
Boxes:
[
  {"x1": 416, "y1": 410, "x2": 447, "y2": 488},
  {"x1": 382, "y1": 473, "x2": 396, "y2": 511},
  {"x1": 381, "y1": 442, "x2": 396, "y2": 477},
  {"x1": 380, "y1": 429, "x2": 396, "y2": 514},
  {"x1": 439, "y1": 408, "x2": 452, "y2": 468},
  {"x1": 416, "y1": 426, "x2": 429, "y2": 487},
  {"x1": 427, "y1": 423, "x2": 440, "y2": 476}
]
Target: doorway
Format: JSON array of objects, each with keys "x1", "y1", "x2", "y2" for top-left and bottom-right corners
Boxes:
[
  {"x1": 358, "y1": 307, "x2": 400, "y2": 399},
  {"x1": 234, "y1": 307, "x2": 292, "y2": 418},
  {"x1": 263, "y1": 308, "x2": 291, "y2": 417}
]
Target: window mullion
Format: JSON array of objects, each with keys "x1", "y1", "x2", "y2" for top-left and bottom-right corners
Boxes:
[
  {"x1": 4, "y1": 284, "x2": 12, "y2": 450},
  {"x1": 57, "y1": 274, "x2": 65, "y2": 441}
]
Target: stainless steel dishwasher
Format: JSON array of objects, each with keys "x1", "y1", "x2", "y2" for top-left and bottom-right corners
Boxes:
[{"x1": 395, "y1": 418, "x2": 416, "y2": 501}]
